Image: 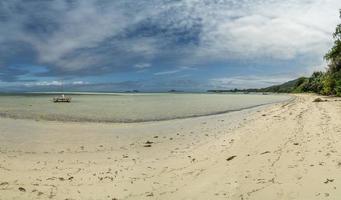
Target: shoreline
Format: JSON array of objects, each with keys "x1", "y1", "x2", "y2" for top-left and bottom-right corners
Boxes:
[
  {"x1": 1, "y1": 94, "x2": 340, "y2": 199},
  {"x1": 0, "y1": 95, "x2": 293, "y2": 124}
]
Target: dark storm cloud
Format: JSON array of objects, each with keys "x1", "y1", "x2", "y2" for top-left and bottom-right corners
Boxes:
[{"x1": 0, "y1": 0, "x2": 339, "y2": 86}]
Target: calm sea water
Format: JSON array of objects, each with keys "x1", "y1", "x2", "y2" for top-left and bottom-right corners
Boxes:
[{"x1": 0, "y1": 93, "x2": 290, "y2": 123}]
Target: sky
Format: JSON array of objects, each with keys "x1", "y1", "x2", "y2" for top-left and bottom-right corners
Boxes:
[{"x1": 0, "y1": 0, "x2": 340, "y2": 92}]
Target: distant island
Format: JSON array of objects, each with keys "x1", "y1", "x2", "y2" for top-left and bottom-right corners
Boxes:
[
  {"x1": 168, "y1": 89, "x2": 184, "y2": 93},
  {"x1": 210, "y1": 11, "x2": 341, "y2": 97}
]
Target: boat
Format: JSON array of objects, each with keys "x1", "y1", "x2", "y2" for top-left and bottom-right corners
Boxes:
[
  {"x1": 53, "y1": 94, "x2": 72, "y2": 103},
  {"x1": 52, "y1": 79, "x2": 72, "y2": 103}
]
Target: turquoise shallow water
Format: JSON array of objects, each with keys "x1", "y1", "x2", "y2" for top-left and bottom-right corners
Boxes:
[{"x1": 0, "y1": 93, "x2": 290, "y2": 123}]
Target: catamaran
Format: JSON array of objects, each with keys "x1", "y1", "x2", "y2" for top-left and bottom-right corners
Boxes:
[
  {"x1": 53, "y1": 94, "x2": 71, "y2": 103},
  {"x1": 53, "y1": 80, "x2": 72, "y2": 103}
]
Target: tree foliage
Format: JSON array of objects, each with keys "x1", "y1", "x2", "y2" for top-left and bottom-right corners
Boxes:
[{"x1": 295, "y1": 10, "x2": 341, "y2": 96}]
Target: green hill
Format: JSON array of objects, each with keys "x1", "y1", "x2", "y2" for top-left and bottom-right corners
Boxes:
[{"x1": 258, "y1": 78, "x2": 306, "y2": 93}]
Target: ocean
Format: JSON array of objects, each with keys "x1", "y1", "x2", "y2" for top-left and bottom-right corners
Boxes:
[{"x1": 0, "y1": 93, "x2": 290, "y2": 123}]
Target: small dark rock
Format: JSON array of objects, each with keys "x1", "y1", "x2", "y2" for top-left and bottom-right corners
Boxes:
[{"x1": 18, "y1": 187, "x2": 26, "y2": 192}]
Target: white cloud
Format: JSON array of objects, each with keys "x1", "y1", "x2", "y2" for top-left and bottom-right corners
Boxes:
[
  {"x1": 188, "y1": 0, "x2": 341, "y2": 63},
  {"x1": 72, "y1": 81, "x2": 88, "y2": 85},
  {"x1": 210, "y1": 74, "x2": 302, "y2": 89},
  {"x1": 24, "y1": 81, "x2": 62, "y2": 87},
  {"x1": 134, "y1": 63, "x2": 151, "y2": 69},
  {"x1": 154, "y1": 66, "x2": 196, "y2": 75},
  {"x1": 24, "y1": 80, "x2": 89, "y2": 87},
  {"x1": 154, "y1": 69, "x2": 181, "y2": 76}
]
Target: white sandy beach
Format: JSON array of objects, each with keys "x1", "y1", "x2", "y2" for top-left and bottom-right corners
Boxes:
[{"x1": 0, "y1": 94, "x2": 341, "y2": 200}]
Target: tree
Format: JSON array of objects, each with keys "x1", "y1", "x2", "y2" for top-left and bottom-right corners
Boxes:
[
  {"x1": 323, "y1": 9, "x2": 341, "y2": 96},
  {"x1": 325, "y1": 10, "x2": 341, "y2": 74}
]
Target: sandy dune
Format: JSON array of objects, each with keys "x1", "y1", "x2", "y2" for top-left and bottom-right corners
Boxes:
[{"x1": 0, "y1": 94, "x2": 341, "y2": 200}]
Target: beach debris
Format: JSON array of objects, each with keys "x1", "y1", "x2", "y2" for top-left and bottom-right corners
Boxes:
[
  {"x1": 153, "y1": 136, "x2": 158, "y2": 138},
  {"x1": 18, "y1": 187, "x2": 26, "y2": 192},
  {"x1": 293, "y1": 142, "x2": 299, "y2": 145},
  {"x1": 260, "y1": 151, "x2": 271, "y2": 155},
  {"x1": 146, "y1": 192, "x2": 154, "y2": 197},
  {"x1": 313, "y1": 98, "x2": 326, "y2": 102},
  {"x1": 337, "y1": 162, "x2": 341, "y2": 168},
  {"x1": 144, "y1": 141, "x2": 153, "y2": 147},
  {"x1": 226, "y1": 155, "x2": 237, "y2": 161},
  {"x1": 324, "y1": 179, "x2": 334, "y2": 184},
  {"x1": 0, "y1": 182, "x2": 9, "y2": 186}
]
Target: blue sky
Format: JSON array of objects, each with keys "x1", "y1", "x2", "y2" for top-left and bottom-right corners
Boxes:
[{"x1": 0, "y1": 0, "x2": 340, "y2": 92}]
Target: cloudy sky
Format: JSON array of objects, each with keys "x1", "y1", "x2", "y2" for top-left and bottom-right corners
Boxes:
[{"x1": 0, "y1": 0, "x2": 340, "y2": 92}]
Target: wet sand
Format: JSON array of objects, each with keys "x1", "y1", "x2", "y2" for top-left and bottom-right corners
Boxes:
[{"x1": 0, "y1": 94, "x2": 341, "y2": 199}]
